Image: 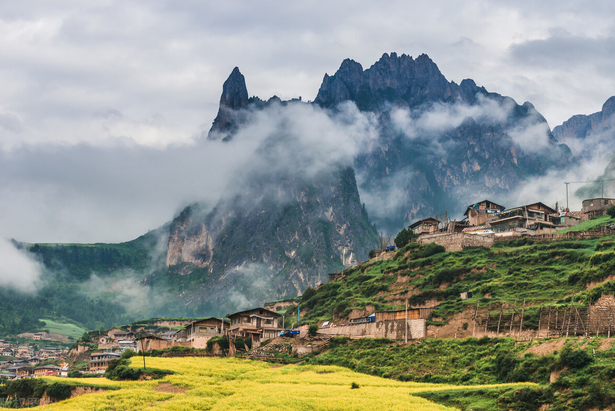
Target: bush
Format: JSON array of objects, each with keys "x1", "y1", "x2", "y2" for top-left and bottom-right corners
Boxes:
[
  {"x1": 559, "y1": 347, "x2": 593, "y2": 369},
  {"x1": 67, "y1": 370, "x2": 82, "y2": 378},
  {"x1": 104, "y1": 358, "x2": 143, "y2": 381},
  {"x1": 328, "y1": 336, "x2": 350, "y2": 348},
  {"x1": 308, "y1": 324, "x2": 319, "y2": 337},
  {"x1": 351, "y1": 382, "x2": 360, "y2": 389},
  {"x1": 394, "y1": 228, "x2": 418, "y2": 248},
  {"x1": 45, "y1": 382, "x2": 72, "y2": 401},
  {"x1": 368, "y1": 249, "x2": 377, "y2": 259},
  {"x1": 607, "y1": 205, "x2": 615, "y2": 218},
  {"x1": 301, "y1": 287, "x2": 317, "y2": 302}
]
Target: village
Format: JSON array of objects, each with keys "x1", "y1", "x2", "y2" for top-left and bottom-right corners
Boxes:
[
  {"x1": 1, "y1": 195, "x2": 614, "y2": 381},
  {"x1": 406, "y1": 196, "x2": 614, "y2": 253}
]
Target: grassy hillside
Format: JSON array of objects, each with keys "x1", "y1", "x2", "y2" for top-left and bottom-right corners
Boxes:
[
  {"x1": 557, "y1": 214, "x2": 615, "y2": 233},
  {"x1": 293, "y1": 236, "x2": 615, "y2": 325},
  {"x1": 307, "y1": 336, "x2": 615, "y2": 411},
  {"x1": 40, "y1": 319, "x2": 87, "y2": 340}
]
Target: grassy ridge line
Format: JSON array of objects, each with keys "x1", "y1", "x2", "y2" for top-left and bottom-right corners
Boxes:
[{"x1": 294, "y1": 236, "x2": 615, "y2": 325}]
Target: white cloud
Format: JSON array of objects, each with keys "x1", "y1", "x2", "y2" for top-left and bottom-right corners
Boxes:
[{"x1": 0, "y1": 239, "x2": 43, "y2": 292}]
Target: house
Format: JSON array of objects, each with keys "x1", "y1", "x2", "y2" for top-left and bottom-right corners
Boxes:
[
  {"x1": 0, "y1": 372, "x2": 17, "y2": 380},
  {"x1": 409, "y1": 218, "x2": 441, "y2": 235},
  {"x1": 7, "y1": 365, "x2": 32, "y2": 378},
  {"x1": 26, "y1": 357, "x2": 42, "y2": 367},
  {"x1": 107, "y1": 329, "x2": 134, "y2": 341},
  {"x1": 60, "y1": 367, "x2": 70, "y2": 377},
  {"x1": 582, "y1": 198, "x2": 615, "y2": 219},
  {"x1": 39, "y1": 347, "x2": 61, "y2": 359},
  {"x1": 375, "y1": 307, "x2": 436, "y2": 321},
  {"x1": 463, "y1": 200, "x2": 505, "y2": 226},
  {"x1": 227, "y1": 308, "x2": 283, "y2": 346},
  {"x1": 33, "y1": 365, "x2": 60, "y2": 377},
  {"x1": 349, "y1": 314, "x2": 376, "y2": 324},
  {"x1": 89, "y1": 352, "x2": 121, "y2": 373},
  {"x1": 0, "y1": 339, "x2": 9, "y2": 348},
  {"x1": 118, "y1": 340, "x2": 137, "y2": 351},
  {"x1": 185, "y1": 318, "x2": 230, "y2": 349},
  {"x1": 159, "y1": 330, "x2": 179, "y2": 340},
  {"x1": 0, "y1": 347, "x2": 14, "y2": 357},
  {"x1": 490, "y1": 202, "x2": 558, "y2": 235},
  {"x1": 32, "y1": 333, "x2": 44, "y2": 341},
  {"x1": 16, "y1": 346, "x2": 34, "y2": 358},
  {"x1": 99, "y1": 335, "x2": 112, "y2": 344}
]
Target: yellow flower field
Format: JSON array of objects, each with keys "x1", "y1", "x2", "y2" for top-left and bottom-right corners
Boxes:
[{"x1": 40, "y1": 357, "x2": 534, "y2": 410}]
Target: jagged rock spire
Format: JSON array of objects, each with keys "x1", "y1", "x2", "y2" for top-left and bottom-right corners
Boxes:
[{"x1": 207, "y1": 67, "x2": 249, "y2": 141}]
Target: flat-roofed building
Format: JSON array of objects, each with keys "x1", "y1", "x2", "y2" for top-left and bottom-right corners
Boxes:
[
  {"x1": 582, "y1": 198, "x2": 615, "y2": 219},
  {"x1": 88, "y1": 352, "x2": 121, "y2": 373}
]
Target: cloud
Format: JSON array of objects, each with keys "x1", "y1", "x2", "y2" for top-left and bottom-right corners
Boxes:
[
  {"x1": 0, "y1": 238, "x2": 43, "y2": 292},
  {"x1": 509, "y1": 31, "x2": 615, "y2": 74}
]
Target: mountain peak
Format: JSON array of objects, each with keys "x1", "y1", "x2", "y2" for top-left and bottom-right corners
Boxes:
[
  {"x1": 314, "y1": 52, "x2": 459, "y2": 110},
  {"x1": 207, "y1": 67, "x2": 250, "y2": 140},
  {"x1": 602, "y1": 96, "x2": 615, "y2": 119},
  {"x1": 219, "y1": 67, "x2": 249, "y2": 111}
]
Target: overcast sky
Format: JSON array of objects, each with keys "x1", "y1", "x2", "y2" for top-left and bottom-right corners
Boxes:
[{"x1": 1, "y1": 0, "x2": 615, "y2": 244}]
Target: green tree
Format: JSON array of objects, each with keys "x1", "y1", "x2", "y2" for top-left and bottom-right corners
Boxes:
[
  {"x1": 607, "y1": 205, "x2": 615, "y2": 218},
  {"x1": 394, "y1": 228, "x2": 418, "y2": 248}
]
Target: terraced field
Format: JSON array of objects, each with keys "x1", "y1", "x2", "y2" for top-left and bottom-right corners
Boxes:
[{"x1": 41, "y1": 357, "x2": 532, "y2": 410}]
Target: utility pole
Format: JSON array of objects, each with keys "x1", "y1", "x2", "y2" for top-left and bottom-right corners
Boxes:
[{"x1": 565, "y1": 182, "x2": 569, "y2": 212}]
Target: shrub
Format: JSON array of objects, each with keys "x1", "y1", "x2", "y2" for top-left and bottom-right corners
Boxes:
[
  {"x1": 559, "y1": 346, "x2": 593, "y2": 369},
  {"x1": 394, "y1": 228, "x2": 418, "y2": 248},
  {"x1": 67, "y1": 370, "x2": 82, "y2": 378},
  {"x1": 351, "y1": 382, "x2": 360, "y2": 389},
  {"x1": 368, "y1": 249, "x2": 377, "y2": 259},
  {"x1": 308, "y1": 324, "x2": 319, "y2": 337},
  {"x1": 301, "y1": 287, "x2": 317, "y2": 302},
  {"x1": 104, "y1": 358, "x2": 143, "y2": 381},
  {"x1": 607, "y1": 205, "x2": 615, "y2": 218},
  {"x1": 45, "y1": 382, "x2": 72, "y2": 401},
  {"x1": 328, "y1": 336, "x2": 350, "y2": 348}
]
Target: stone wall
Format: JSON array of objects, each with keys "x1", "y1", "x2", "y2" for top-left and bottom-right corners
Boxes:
[
  {"x1": 418, "y1": 233, "x2": 494, "y2": 252},
  {"x1": 317, "y1": 319, "x2": 426, "y2": 339}
]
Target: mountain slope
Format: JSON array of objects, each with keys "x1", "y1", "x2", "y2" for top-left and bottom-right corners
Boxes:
[
  {"x1": 158, "y1": 165, "x2": 378, "y2": 316},
  {"x1": 313, "y1": 52, "x2": 571, "y2": 231}
]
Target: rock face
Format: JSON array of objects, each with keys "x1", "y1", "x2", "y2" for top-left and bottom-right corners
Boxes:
[
  {"x1": 553, "y1": 96, "x2": 615, "y2": 155},
  {"x1": 207, "y1": 67, "x2": 250, "y2": 140},
  {"x1": 158, "y1": 52, "x2": 571, "y2": 315},
  {"x1": 314, "y1": 53, "x2": 569, "y2": 231},
  {"x1": 315, "y1": 53, "x2": 461, "y2": 110},
  {"x1": 158, "y1": 167, "x2": 378, "y2": 316}
]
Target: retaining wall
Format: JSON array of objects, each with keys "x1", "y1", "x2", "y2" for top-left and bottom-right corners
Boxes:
[
  {"x1": 317, "y1": 319, "x2": 426, "y2": 339},
  {"x1": 418, "y1": 233, "x2": 494, "y2": 252}
]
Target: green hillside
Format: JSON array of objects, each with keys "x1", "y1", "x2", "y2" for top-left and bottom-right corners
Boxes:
[
  {"x1": 40, "y1": 319, "x2": 87, "y2": 340},
  {"x1": 293, "y1": 236, "x2": 615, "y2": 325}
]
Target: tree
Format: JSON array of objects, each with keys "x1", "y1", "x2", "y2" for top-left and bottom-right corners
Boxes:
[
  {"x1": 607, "y1": 205, "x2": 615, "y2": 218},
  {"x1": 308, "y1": 324, "x2": 319, "y2": 337},
  {"x1": 394, "y1": 228, "x2": 418, "y2": 248}
]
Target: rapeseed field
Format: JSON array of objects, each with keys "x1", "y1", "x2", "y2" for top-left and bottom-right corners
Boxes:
[{"x1": 41, "y1": 357, "x2": 533, "y2": 410}]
